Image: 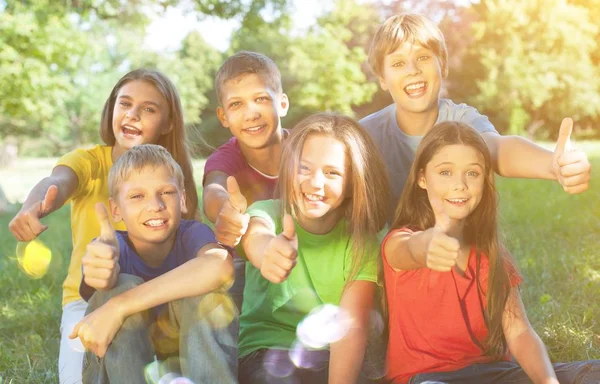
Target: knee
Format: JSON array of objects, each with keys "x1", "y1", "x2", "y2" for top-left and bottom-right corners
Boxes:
[{"x1": 87, "y1": 274, "x2": 143, "y2": 312}]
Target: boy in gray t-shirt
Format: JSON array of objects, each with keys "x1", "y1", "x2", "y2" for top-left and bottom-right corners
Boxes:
[{"x1": 361, "y1": 14, "x2": 591, "y2": 213}]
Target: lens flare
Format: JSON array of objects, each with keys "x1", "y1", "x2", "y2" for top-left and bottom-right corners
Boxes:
[
  {"x1": 196, "y1": 292, "x2": 236, "y2": 329},
  {"x1": 263, "y1": 348, "x2": 296, "y2": 378},
  {"x1": 144, "y1": 360, "x2": 161, "y2": 384},
  {"x1": 296, "y1": 304, "x2": 353, "y2": 349},
  {"x1": 288, "y1": 341, "x2": 329, "y2": 371},
  {"x1": 16, "y1": 240, "x2": 52, "y2": 279}
]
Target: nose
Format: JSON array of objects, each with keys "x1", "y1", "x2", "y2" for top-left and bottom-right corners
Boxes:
[
  {"x1": 125, "y1": 106, "x2": 141, "y2": 121},
  {"x1": 244, "y1": 103, "x2": 260, "y2": 121},
  {"x1": 308, "y1": 170, "x2": 325, "y2": 189},
  {"x1": 146, "y1": 195, "x2": 166, "y2": 212},
  {"x1": 406, "y1": 58, "x2": 422, "y2": 76},
  {"x1": 452, "y1": 174, "x2": 468, "y2": 191}
]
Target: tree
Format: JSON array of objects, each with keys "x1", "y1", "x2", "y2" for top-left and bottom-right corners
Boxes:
[{"x1": 448, "y1": 0, "x2": 600, "y2": 137}]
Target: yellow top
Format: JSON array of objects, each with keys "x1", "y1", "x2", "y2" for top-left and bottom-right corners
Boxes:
[{"x1": 56, "y1": 145, "x2": 126, "y2": 306}]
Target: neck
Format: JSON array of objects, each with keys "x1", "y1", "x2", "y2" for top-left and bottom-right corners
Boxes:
[
  {"x1": 111, "y1": 145, "x2": 125, "y2": 163},
  {"x1": 128, "y1": 235, "x2": 176, "y2": 269},
  {"x1": 296, "y1": 206, "x2": 345, "y2": 235},
  {"x1": 238, "y1": 131, "x2": 283, "y2": 176},
  {"x1": 395, "y1": 104, "x2": 439, "y2": 136}
]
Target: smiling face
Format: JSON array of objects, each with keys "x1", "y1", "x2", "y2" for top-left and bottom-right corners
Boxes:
[
  {"x1": 379, "y1": 41, "x2": 445, "y2": 118},
  {"x1": 216, "y1": 73, "x2": 289, "y2": 151},
  {"x1": 418, "y1": 144, "x2": 485, "y2": 225},
  {"x1": 111, "y1": 80, "x2": 171, "y2": 159},
  {"x1": 110, "y1": 164, "x2": 186, "y2": 255},
  {"x1": 293, "y1": 134, "x2": 348, "y2": 233}
]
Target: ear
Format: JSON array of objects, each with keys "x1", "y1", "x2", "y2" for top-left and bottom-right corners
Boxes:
[
  {"x1": 109, "y1": 198, "x2": 123, "y2": 223},
  {"x1": 216, "y1": 106, "x2": 230, "y2": 129},
  {"x1": 180, "y1": 189, "x2": 188, "y2": 215},
  {"x1": 378, "y1": 76, "x2": 389, "y2": 92},
  {"x1": 278, "y1": 93, "x2": 290, "y2": 118},
  {"x1": 417, "y1": 170, "x2": 427, "y2": 190},
  {"x1": 161, "y1": 122, "x2": 173, "y2": 135}
]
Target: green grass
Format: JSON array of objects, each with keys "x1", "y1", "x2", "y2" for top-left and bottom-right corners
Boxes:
[{"x1": 1, "y1": 151, "x2": 599, "y2": 382}]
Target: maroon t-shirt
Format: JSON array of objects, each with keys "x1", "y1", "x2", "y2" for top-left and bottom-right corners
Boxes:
[{"x1": 203, "y1": 136, "x2": 280, "y2": 206}]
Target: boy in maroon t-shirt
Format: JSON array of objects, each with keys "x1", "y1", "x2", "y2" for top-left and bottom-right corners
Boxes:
[{"x1": 202, "y1": 51, "x2": 289, "y2": 310}]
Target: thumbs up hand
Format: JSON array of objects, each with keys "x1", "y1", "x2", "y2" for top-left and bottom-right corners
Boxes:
[
  {"x1": 9, "y1": 185, "x2": 58, "y2": 242},
  {"x1": 260, "y1": 214, "x2": 298, "y2": 283},
  {"x1": 215, "y1": 176, "x2": 250, "y2": 247},
  {"x1": 552, "y1": 118, "x2": 591, "y2": 194},
  {"x1": 82, "y1": 203, "x2": 120, "y2": 290},
  {"x1": 426, "y1": 199, "x2": 460, "y2": 272}
]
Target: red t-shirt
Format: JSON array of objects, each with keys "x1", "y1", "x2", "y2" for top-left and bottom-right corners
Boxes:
[
  {"x1": 203, "y1": 136, "x2": 279, "y2": 206},
  {"x1": 382, "y1": 228, "x2": 522, "y2": 383}
]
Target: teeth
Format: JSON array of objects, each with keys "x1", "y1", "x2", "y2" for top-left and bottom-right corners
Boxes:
[
  {"x1": 448, "y1": 198, "x2": 467, "y2": 203},
  {"x1": 304, "y1": 193, "x2": 324, "y2": 202},
  {"x1": 245, "y1": 126, "x2": 263, "y2": 132},
  {"x1": 405, "y1": 82, "x2": 426, "y2": 91},
  {"x1": 145, "y1": 219, "x2": 166, "y2": 227},
  {"x1": 123, "y1": 126, "x2": 141, "y2": 135}
]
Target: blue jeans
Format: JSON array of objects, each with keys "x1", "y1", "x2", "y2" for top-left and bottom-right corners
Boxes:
[
  {"x1": 82, "y1": 274, "x2": 238, "y2": 384},
  {"x1": 408, "y1": 360, "x2": 600, "y2": 384},
  {"x1": 228, "y1": 256, "x2": 246, "y2": 313}
]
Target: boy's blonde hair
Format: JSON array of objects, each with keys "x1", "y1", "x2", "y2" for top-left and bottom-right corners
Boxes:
[
  {"x1": 215, "y1": 51, "x2": 283, "y2": 104},
  {"x1": 368, "y1": 13, "x2": 448, "y2": 78},
  {"x1": 108, "y1": 144, "x2": 185, "y2": 198}
]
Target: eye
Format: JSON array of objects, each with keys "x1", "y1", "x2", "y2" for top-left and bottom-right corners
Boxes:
[
  {"x1": 229, "y1": 101, "x2": 241, "y2": 108},
  {"x1": 467, "y1": 170, "x2": 480, "y2": 177},
  {"x1": 392, "y1": 61, "x2": 404, "y2": 68},
  {"x1": 256, "y1": 96, "x2": 270, "y2": 102},
  {"x1": 439, "y1": 170, "x2": 451, "y2": 176},
  {"x1": 130, "y1": 193, "x2": 143, "y2": 199},
  {"x1": 161, "y1": 190, "x2": 177, "y2": 196},
  {"x1": 143, "y1": 107, "x2": 155, "y2": 113},
  {"x1": 325, "y1": 170, "x2": 341, "y2": 177},
  {"x1": 119, "y1": 101, "x2": 131, "y2": 107},
  {"x1": 417, "y1": 55, "x2": 430, "y2": 61},
  {"x1": 299, "y1": 165, "x2": 311, "y2": 174}
]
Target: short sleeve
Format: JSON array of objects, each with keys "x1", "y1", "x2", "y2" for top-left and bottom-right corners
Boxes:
[
  {"x1": 458, "y1": 104, "x2": 497, "y2": 134},
  {"x1": 351, "y1": 236, "x2": 381, "y2": 285},
  {"x1": 56, "y1": 148, "x2": 96, "y2": 198},
  {"x1": 202, "y1": 139, "x2": 244, "y2": 185},
  {"x1": 246, "y1": 200, "x2": 281, "y2": 233},
  {"x1": 180, "y1": 220, "x2": 219, "y2": 261}
]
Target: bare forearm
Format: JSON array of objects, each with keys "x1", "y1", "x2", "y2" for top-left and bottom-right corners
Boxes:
[
  {"x1": 241, "y1": 231, "x2": 274, "y2": 269},
  {"x1": 21, "y1": 177, "x2": 70, "y2": 214},
  {"x1": 484, "y1": 134, "x2": 555, "y2": 179},
  {"x1": 329, "y1": 326, "x2": 368, "y2": 384},
  {"x1": 509, "y1": 329, "x2": 557, "y2": 384},
  {"x1": 203, "y1": 185, "x2": 230, "y2": 223},
  {"x1": 110, "y1": 251, "x2": 233, "y2": 318}
]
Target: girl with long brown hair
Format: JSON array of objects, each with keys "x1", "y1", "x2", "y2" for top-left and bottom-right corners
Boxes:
[
  {"x1": 382, "y1": 121, "x2": 599, "y2": 383},
  {"x1": 238, "y1": 112, "x2": 389, "y2": 383}
]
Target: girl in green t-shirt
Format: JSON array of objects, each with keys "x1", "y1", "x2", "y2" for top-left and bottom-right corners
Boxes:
[{"x1": 238, "y1": 112, "x2": 390, "y2": 384}]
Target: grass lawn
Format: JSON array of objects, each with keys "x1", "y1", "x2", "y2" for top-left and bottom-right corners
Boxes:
[{"x1": 0, "y1": 148, "x2": 599, "y2": 383}]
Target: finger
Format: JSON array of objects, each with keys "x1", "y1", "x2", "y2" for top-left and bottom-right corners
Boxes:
[
  {"x1": 69, "y1": 322, "x2": 82, "y2": 339},
  {"x1": 262, "y1": 264, "x2": 290, "y2": 283},
  {"x1": 563, "y1": 183, "x2": 589, "y2": 194},
  {"x1": 556, "y1": 150, "x2": 589, "y2": 168},
  {"x1": 431, "y1": 198, "x2": 451, "y2": 233},
  {"x1": 86, "y1": 242, "x2": 117, "y2": 260},
  {"x1": 95, "y1": 203, "x2": 116, "y2": 243},
  {"x1": 40, "y1": 185, "x2": 59, "y2": 215},
  {"x1": 24, "y1": 217, "x2": 48, "y2": 239},
  {"x1": 226, "y1": 176, "x2": 247, "y2": 213},
  {"x1": 83, "y1": 256, "x2": 117, "y2": 269},
  {"x1": 558, "y1": 162, "x2": 591, "y2": 179},
  {"x1": 84, "y1": 276, "x2": 113, "y2": 289},
  {"x1": 281, "y1": 213, "x2": 296, "y2": 242},
  {"x1": 554, "y1": 117, "x2": 573, "y2": 156},
  {"x1": 437, "y1": 236, "x2": 461, "y2": 253}
]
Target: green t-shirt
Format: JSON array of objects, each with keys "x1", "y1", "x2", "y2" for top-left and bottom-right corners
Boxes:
[{"x1": 238, "y1": 199, "x2": 380, "y2": 357}]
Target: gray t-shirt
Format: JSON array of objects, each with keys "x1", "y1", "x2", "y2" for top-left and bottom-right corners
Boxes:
[{"x1": 360, "y1": 99, "x2": 497, "y2": 213}]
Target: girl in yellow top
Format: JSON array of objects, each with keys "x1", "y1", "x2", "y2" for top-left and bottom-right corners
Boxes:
[{"x1": 8, "y1": 68, "x2": 199, "y2": 384}]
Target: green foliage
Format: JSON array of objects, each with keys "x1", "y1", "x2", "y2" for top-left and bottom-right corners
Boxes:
[{"x1": 448, "y1": 0, "x2": 600, "y2": 137}]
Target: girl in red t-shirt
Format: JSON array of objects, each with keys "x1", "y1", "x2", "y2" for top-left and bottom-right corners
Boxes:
[{"x1": 382, "y1": 121, "x2": 599, "y2": 384}]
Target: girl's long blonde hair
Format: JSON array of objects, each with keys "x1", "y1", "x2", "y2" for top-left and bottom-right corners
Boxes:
[
  {"x1": 99, "y1": 68, "x2": 198, "y2": 220},
  {"x1": 278, "y1": 112, "x2": 390, "y2": 285},
  {"x1": 392, "y1": 121, "x2": 515, "y2": 359}
]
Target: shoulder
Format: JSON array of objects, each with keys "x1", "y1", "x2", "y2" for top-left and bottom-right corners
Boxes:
[
  {"x1": 439, "y1": 99, "x2": 497, "y2": 133},
  {"x1": 178, "y1": 219, "x2": 215, "y2": 238},
  {"x1": 57, "y1": 145, "x2": 110, "y2": 170},
  {"x1": 247, "y1": 199, "x2": 280, "y2": 229},
  {"x1": 204, "y1": 137, "x2": 246, "y2": 174},
  {"x1": 206, "y1": 137, "x2": 242, "y2": 161},
  {"x1": 359, "y1": 104, "x2": 395, "y2": 128}
]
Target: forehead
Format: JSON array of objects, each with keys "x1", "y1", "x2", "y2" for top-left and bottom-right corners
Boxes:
[
  {"x1": 221, "y1": 73, "x2": 276, "y2": 98},
  {"x1": 119, "y1": 165, "x2": 178, "y2": 189},
  {"x1": 117, "y1": 80, "x2": 166, "y2": 103},
  {"x1": 300, "y1": 134, "x2": 347, "y2": 164},
  {"x1": 386, "y1": 41, "x2": 432, "y2": 58},
  {"x1": 428, "y1": 144, "x2": 484, "y2": 166}
]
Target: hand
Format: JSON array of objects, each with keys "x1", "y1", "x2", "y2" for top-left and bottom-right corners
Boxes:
[
  {"x1": 552, "y1": 117, "x2": 591, "y2": 194},
  {"x1": 8, "y1": 185, "x2": 58, "y2": 241},
  {"x1": 82, "y1": 203, "x2": 120, "y2": 290},
  {"x1": 260, "y1": 214, "x2": 298, "y2": 283},
  {"x1": 68, "y1": 301, "x2": 125, "y2": 358},
  {"x1": 426, "y1": 200, "x2": 460, "y2": 272},
  {"x1": 214, "y1": 176, "x2": 250, "y2": 247}
]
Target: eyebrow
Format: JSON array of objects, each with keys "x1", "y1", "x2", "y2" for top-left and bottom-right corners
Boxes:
[
  {"x1": 434, "y1": 162, "x2": 484, "y2": 168},
  {"x1": 388, "y1": 47, "x2": 430, "y2": 58},
  {"x1": 117, "y1": 95, "x2": 160, "y2": 108}
]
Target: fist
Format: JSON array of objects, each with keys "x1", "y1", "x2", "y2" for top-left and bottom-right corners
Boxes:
[{"x1": 260, "y1": 214, "x2": 298, "y2": 283}]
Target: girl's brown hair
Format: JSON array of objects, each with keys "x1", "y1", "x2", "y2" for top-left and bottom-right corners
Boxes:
[
  {"x1": 278, "y1": 112, "x2": 390, "y2": 286},
  {"x1": 99, "y1": 68, "x2": 198, "y2": 220},
  {"x1": 392, "y1": 121, "x2": 514, "y2": 359}
]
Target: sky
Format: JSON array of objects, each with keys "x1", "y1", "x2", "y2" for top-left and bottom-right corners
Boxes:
[{"x1": 144, "y1": 0, "x2": 335, "y2": 53}]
